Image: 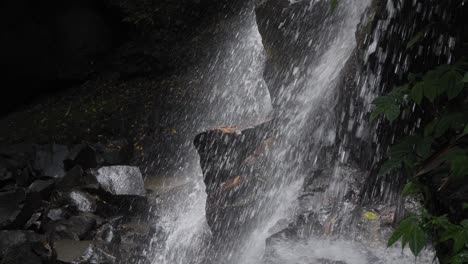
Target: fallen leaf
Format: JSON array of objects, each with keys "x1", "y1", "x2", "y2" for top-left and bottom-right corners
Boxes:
[
  {"x1": 223, "y1": 176, "x2": 242, "y2": 190},
  {"x1": 216, "y1": 127, "x2": 239, "y2": 133},
  {"x1": 363, "y1": 211, "x2": 378, "y2": 220}
]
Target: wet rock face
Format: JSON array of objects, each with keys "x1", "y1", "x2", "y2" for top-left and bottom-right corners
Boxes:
[
  {"x1": 0, "y1": 141, "x2": 153, "y2": 264},
  {"x1": 194, "y1": 123, "x2": 274, "y2": 248},
  {"x1": 255, "y1": 0, "x2": 336, "y2": 104}
]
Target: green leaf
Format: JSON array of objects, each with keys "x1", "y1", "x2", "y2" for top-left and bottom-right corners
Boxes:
[
  {"x1": 450, "y1": 252, "x2": 468, "y2": 264},
  {"x1": 384, "y1": 104, "x2": 400, "y2": 122},
  {"x1": 389, "y1": 84, "x2": 410, "y2": 98},
  {"x1": 416, "y1": 137, "x2": 432, "y2": 158},
  {"x1": 388, "y1": 215, "x2": 426, "y2": 256},
  {"x1": 410, "y1": 82, "x2": 424, "y2": 104},
  {"x1": 424, "y1": 119, "x2": 437, "y2": 137},
  {"x1": 330, "y1": 0, "x2": 339, "y2": 11},
  {"x1": 447, "y1": 152, "x2": 468, "y2": 178},
  {"x1": 402, "y1": 182, "x2": 419, "y2": 196},
  {"x1": 371, "y1": 96, "x2": 401, "y2": 123},
  {"x1": 406, "y1": 31, "x2": 424, "y2": 49},
  {"x1": 424, "y1": 82, "x2": 437, "y2": 102},
  {"x1": 462, "y1": 72, "x2": 468, "y2": 83},
  {"x1": 406, "y1": 224, "x2": 426, "y2": 256},
  {"x1": 463, "y1": 124, "x2": 468, "y2": 135},
  {"x1": 370, "y1": 109, "x2": 382, "y2": 122},
  {"x1": 441, "y1": 70, "x2": 464, "y2": 99},
  {"x1": 423, "y1": 70, "x2": 439, "y2": 102},
  {"x1": 434, "y1": 112, "x2": 466, "y2": 137},
  {"x1": 388, "y1": 224, "x2": 405, "y2": 247},
  {"x1": 389, "y1": 136, "x2": 418, "y2": 159},
  {"x1": 430, "y1": 215, "x2": 451, "y2": 229},
  {"x1": 453, "y1": 232, "x2": 468, "y2": 253},
  {"x1": 378, "y1": 158, "x2": 402, "y2": 176}
]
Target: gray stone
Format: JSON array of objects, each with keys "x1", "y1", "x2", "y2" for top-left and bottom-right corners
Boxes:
[
  {"x1": 94, "y1": 223, "x2": 116, "y2": 243},
  {"x1": 1, "y1": 243, "x2": 42, "y2": 264},
  {"x1": 68, "y1": 190, "x2": 96, "y2": 213},
  {"x1": 26, "y1": 179, "x2": 55, "y2": 199},
  {"x1": 47, "y1": 213, "x2": 98, "y2": 241},
  {"x1": 47, "y1": 208, "x2": 66, "y2": 221},
  {"x1": 34, "y1": 144, "x2": 69, "y2": 178},
  {"x1": 63, "y1": 214, "x2": 98, "y2": 239},
  {"x1": 0, "y1": 230, "x2": 44, "y2": 259},
  {"x1": 64, "y1": 144, "x2": 98, "y2": 171},
  {"x1": 95, "y1": 166, "x2": 146, "y2": 196},
  {"x1": 57, "y1": 166, "x2": 98, "y2": 190},
  {"x1": 0, "y1": 189, "x2": 25, "y2": 227},
  {"x1": 24, "y1": 212, "x2": 42, "y2": 230}
]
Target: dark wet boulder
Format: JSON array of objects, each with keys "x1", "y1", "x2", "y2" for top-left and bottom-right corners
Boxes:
[
  {"x1": 26, "y1": 179, "x2": 55, "y2": 199},
  {"x1": 24, "y1": 212, "x2": 42, "y2": 230},
  {"x1": 0, "y1": 167, "x2": 13, "y2": 184},
  {"x1": 56, "y1": 166, "x2": 98, "y2": 190},
  {"x1": 34, "y1": 144, "x2": 69, "y2": 178},
  {"x1": 64, "y1": 144, "x2": 98, "y2": 171},
  {"x1": 5, "y1": 192, "x2": 44, "y2": 229},
  {"x1": 15, "y1": 167, "x2": 33, "y2": 187},
  {"x1": 46, "y1": 213, "x2": 99, "y2": 241},
  {"x1": 117, "y1": 222, "x2": 154, "y2": 263},
  {"x1": 0, "y1": 230, "x2": 44, "y2": 259},
  {"x1": 93, "y1": 166, "x2": 146, "y2": 196},
  {"x1": 67, "y1": 190, "x2": 97, "y2": 213},
  {"x1": 94, "y1": 223, "x2": 116, "y2": 243},
  {"x1": 1, "y1": 243, "x2": 43, "y2": 264},
  {"x1": 193, "y1": 122, "x2": 274, "y2": 240},
  {"x1": 0, "y1": 189, "x2": 42, "y2": 229},
  {"x1": 0, "y1": 189, "x2": 26, "y2": 227},
  {"x1": 46, "y1": 208, "x2": 66, "y2": 222}
]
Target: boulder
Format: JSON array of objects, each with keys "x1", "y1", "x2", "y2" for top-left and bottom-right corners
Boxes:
[
  {"x1": 7, "y1": 192, "x2": 43, "y2": 229},
  {"x1": 16, "y1": 167, "x2": 32, "y2": 187},
  {"x1": 47, "y1": 213, "x2": 98, "y2": 241},
  {"x1": 0, "y1": 230, "x2": 44, "y2": 259},
  {"x1": 34, "y1": 144, "x2": 69, "y2": 178},
  {"x1": 24, "y1": 212, "x2": 42, "y2": 230},
  {"x1": 0, "y1": 189, "x2": 26, "y2": 227},
  {"x1": 94, "y1": 166, "x2": 146, "y2": 196},
  {"x1": 0, "y1": 168, "x2": 13, "y2": 184},
  {"x1": 64, "y1": 144, "x2": 98, "y2": 171},
  {"x1": 26, "y1": 179, "x2": 55, "y2": 199},
  {"x1": 1, "y1": 243, "x2": 42, "y2": 264},
  {"x1": 94, "y1": 223, "x2": 116, "y2": 243},
  {"x1": 57, "y1": 166, "x2": 98, "y2": 190},
  {"x1": 193, "y1": 122, "x2": 274, "y2": 237},
  {"x1": 67, "y1": 190, "x2": 97, "y2": 213},
  {"x1": 46, "y1": 208, "x2": 66, "y2": 222}
]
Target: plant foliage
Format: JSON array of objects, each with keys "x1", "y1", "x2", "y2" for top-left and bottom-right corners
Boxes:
[{"x1": 371, "y1": 61, "x2": 468, "y2": 263}]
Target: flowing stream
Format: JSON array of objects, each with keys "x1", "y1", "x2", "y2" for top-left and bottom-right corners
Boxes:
[{"x1": 148, "y1": 1, "x2": 436, "y2": 263}]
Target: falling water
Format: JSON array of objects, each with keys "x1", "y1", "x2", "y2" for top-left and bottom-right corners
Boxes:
[{"x1": 149, "y1": 0, "x2": 437, "y2": 264}]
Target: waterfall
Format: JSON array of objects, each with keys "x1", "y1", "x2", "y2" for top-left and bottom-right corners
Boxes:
[{"x1": 148, "y1": 0, "x2": 437, "y2": 263}]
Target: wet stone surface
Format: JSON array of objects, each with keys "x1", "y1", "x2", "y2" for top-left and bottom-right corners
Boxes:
[{"x1": 0, "y1": 141, "x2": 154, "y2": 264}]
